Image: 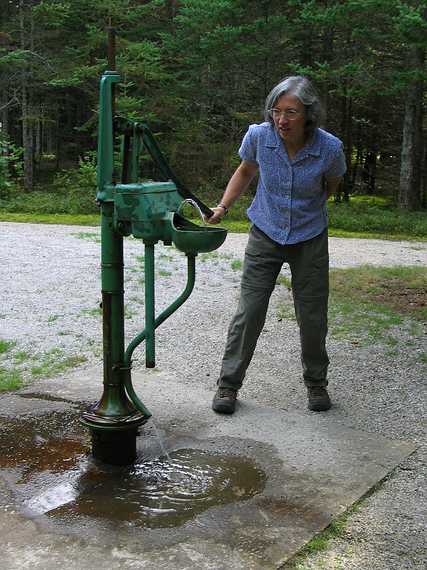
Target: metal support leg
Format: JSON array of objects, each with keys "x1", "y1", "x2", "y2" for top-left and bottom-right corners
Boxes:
[{"x1": 144, "y1": 242, "x2": 156, "y2": 368}]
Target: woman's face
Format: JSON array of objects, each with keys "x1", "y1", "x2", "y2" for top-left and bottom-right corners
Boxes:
[{"x1": 271, "y1": 94, "x2": 306, "y2": 147}]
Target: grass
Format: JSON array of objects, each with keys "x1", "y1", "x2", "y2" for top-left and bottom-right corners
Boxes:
[
  {"x1": 29, "y1": 348, "x2": 87, "y2": 379},
  {"x1": 0, "y1": 367, "x2": 23, "y2": 391},
  {"x1": 72, "y1": 231, "x2": 100, "y2": 242},
  {"x1": 47, "y1": 314, "x2": 62, "y2": 323},
  {"x1": 0, "y1": 339, "x2": 16, "y2": 354},
  {"x1": 1, "y1": 195, "x2": 426, "y2": 241},
  {"x1": 0, "y1": 338, "x2": 88, "y2": 392},
  {"x1": 326, "y1": 266, "x2": 411, "y2": 345},
  {"x1": 13, "y1": 350, "x2": 31, "y2": 364},
  {"x1": 327, "y1": 195, "x2": 426, "y2": 239},
  {"x1": 0, "y1": 338, "x2": 23, "y2": 391},
  {"x1": 197, "y1": 251, "x2": 234, "y2": 263},
  {"x1": 328, "y1": 301, "x2": 403, "y2": 345},
  {"x1": 276, "y1": 265, "x2": 426, "y2": 347},
  {"x1": 81, "y1": 307, "x2": 102, "y2": 318},
  {"x1": 330, "y1": 265, "x2": 427, "y2": 323},
  {"x1": 158, "y1": 252, "x2": 175, "y2": 261},
  {"x1": 0, "y1": 211, "x2": 100, "y2": 226},
  {"x1": 281, "y1": 477, "x2": 390, "y2": 569},
  {"x1": 277, "y1": 303, "x2": 295, "y2": 321},
  {"x1": 281, "y1": 506, "x2": 359, "y2": 569},
  {"x1": 198, "y1": 251, "x2": 220, "y2": 262},
  {"x1": 124, "y1": 305, "x2": 136, "y2": 319},
  {"x1": 277, "y1": 274, "x2": 292, "y2": 289}
]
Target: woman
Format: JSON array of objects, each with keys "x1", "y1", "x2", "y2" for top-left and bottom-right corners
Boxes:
[{"x1": 207, "y1": 76, "x2": 346, "y2": 414}]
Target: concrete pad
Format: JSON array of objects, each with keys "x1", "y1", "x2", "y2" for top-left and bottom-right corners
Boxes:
[{"x1": 0, "y1": 367, "x2": 416, "y2": 569}]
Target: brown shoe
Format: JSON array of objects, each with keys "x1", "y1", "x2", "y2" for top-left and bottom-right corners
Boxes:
[
  {"x1": 212, "y1": 387, "x2": 238, "y2": 414},
  {"x1": 307, "y1": 386, "x2": 331, "y2": 411}
]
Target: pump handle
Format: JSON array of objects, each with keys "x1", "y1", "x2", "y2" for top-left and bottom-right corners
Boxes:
[{"x1": 140, "y1": 124, "x2": 214, "y2": 219}]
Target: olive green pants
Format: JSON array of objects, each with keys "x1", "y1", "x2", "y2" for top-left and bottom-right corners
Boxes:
[{"x1": 218, "y1": 225, "x2": 329, "y2": 390}]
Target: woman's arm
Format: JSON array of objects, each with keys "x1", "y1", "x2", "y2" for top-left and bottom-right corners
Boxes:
[{"x1": 207, "y1": 160, "x2": 259, "y2": 224}]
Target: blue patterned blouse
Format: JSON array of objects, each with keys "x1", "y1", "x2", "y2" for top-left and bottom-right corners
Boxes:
[{"x1": 239, "y1": 122, "x2": 347, "y2": 245}]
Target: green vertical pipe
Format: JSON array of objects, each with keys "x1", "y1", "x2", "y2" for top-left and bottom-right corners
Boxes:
[
  {"x1": 123, "y1": 254, "x2": 196, "y2": 368},
  {"x1": 97, "y1": 201, "x2": 135, "y2": 419},
  {"x1": 101, "y1": 203, "x2": 127, "y2": 397},
  {"x1": 96, "y1": 72, "x2": 119, "y2": 202},
  {"x1": 144, "y1": 242, "x2": 156, "y2": 368}
]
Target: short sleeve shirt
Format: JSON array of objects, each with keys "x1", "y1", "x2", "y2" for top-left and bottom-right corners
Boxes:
[{"x1": 239, "y1": 122, "x2": 347, "y2": 245}]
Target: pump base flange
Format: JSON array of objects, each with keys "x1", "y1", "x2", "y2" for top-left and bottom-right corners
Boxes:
[
  {"x1": 81, "y1": 409, "x2": 149, "y2": 431},
  {"x1": 81, "y1": 411, "x2": 149, "y2": 465}
]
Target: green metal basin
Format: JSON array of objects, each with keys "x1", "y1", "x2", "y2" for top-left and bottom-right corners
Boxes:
[{"x1": 171, "y1": 213, "x2": 227, "y2": 255}]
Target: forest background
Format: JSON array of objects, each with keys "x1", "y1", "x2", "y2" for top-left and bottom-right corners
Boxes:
[{"x1": 0, "y1": 0, "x2": 426, "y2": 239}]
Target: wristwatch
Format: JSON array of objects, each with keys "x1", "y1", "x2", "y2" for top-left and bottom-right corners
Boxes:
[{"x1": 217, "y1": 203, "x2": 229, "y2": 215}]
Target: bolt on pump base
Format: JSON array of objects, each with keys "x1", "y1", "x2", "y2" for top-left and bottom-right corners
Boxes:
[{"x1": 81, "y1": 70, "x2": 227, "y2": 465}]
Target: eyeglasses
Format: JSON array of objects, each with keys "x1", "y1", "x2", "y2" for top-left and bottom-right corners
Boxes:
[{"x1": 268, "y1": 108, "x2": 302, "y2": 121}]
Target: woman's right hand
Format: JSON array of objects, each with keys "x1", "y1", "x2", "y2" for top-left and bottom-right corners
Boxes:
[{"x1": 205, "y1": 207, "x2": 226, "y2": 225}]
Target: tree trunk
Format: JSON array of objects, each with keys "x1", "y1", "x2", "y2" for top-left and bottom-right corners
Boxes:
[
  {"x1": 340, "y1": 90, "x2": 353, "y2": 202},
  {"x1": 398, "y1": 46, "x2": 425, "y2": 210},
  {"x1": 1, "y1": 91, "x2": 10, "y2": 139},
  {"x1": 21, "y1": 84, "x2": 34, "y2": 191},
  {"x1": 20, "y1": 0, "x2": 34, "y2": 192},
  {"x1": 166, "y1": 0, "x2": 178, "y2": 20},
  {"x1": 352, "y1": 122, "x2": 362, "y2": 188},
  {"x1": 422, "y1": 133, "x2": 427, "y2": 208},
  {"x1": 320, "y1": 17, "x2": 334, "y2": 129},
  {"x1": 35, "y1": 105, "x2": 42, "y2": 162}
]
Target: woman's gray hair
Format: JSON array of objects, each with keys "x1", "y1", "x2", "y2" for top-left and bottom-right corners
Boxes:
[{"x1": 264, "y1": 76, "x2": 324, "y2": 138}]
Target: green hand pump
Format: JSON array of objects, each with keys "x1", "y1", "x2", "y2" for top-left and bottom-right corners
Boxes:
[{"x1": 81, "y1": 30, "x2": 227, "y2": 465}]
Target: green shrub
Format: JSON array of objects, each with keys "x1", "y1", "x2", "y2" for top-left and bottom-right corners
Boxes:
[
  {"x1": 0, "y1": 153, "x2": 98, "y2": 214},
  {"x1": 327, "y1": 197, "x2": 427, "y2": 237},
  {"x1": 1, "y1": 165, "x2": 426, "y2": 240},
  {"x1": 0, "y1": 138, "x2": 23, "y2": 199},
  {"x1": 51, "y1": 153, "x2": 98, "y2": 214}
]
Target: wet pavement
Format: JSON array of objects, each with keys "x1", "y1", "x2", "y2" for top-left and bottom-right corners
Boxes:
[
  {"x1": 0, "y1": 367, "x2": 416, "y2": 569},
  {"x1": 1, "y1": 410, "x2": 265, "y2": 528}
]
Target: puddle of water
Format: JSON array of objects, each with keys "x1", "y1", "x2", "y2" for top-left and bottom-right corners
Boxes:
[
  {"x1": 0, "y1": 411, "x2": 88, "y2": 483},
  {"x1": 49, "y1": 449, "x2": 265, "y2": 528},
  {"x1": 0, "y1": 412, "x2": 266, "y2": 529}
]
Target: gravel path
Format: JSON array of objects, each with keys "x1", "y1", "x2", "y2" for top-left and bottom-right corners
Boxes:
[{"x1": 1, "y1": 221, "x2": 426, "y2": 569}]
